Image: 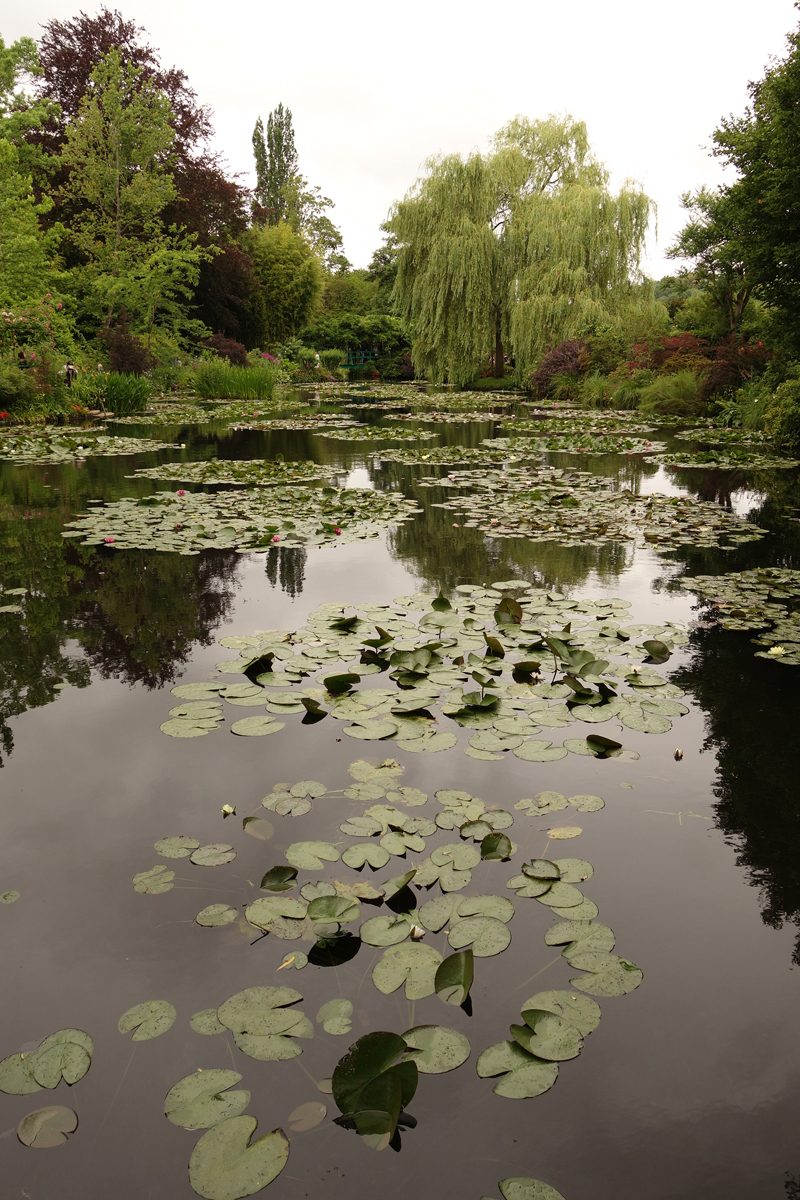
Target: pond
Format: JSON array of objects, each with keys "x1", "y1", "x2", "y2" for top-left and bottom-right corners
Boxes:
[{"x1": 1, "y1": 384, "x2": 800, "y2": 1200}]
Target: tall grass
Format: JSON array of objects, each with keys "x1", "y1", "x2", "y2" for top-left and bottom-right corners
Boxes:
[
  {"x1": 638, "y1": 370, "x2": 705, "y2": 416},
  {"x1": 194, "y1": 360, "x2": 278, "y2": 400},
  {"x1": 106, "y1": 373, "x2": 151, "y2": 414}
]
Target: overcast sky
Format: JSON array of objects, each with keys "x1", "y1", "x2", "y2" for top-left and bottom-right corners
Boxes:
[{"x1": 7, "y1": 0, "x2": 799, "y2": 275}]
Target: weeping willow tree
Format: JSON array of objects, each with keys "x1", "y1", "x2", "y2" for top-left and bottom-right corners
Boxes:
[{"x1": 389, "y1": 115, "x2": 654, "y2": 386}]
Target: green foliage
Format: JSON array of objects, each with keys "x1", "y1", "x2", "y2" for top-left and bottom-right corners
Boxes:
[
  {"x1": 252, "y1": 105, "x2": 298, "y2": 224},
  {"x1": 298, "y1": 312, "x2": 407, "y2": 354},
  {"x1": 0, "y1": 361, "x2": 38, "y2": 408},
  {"x1": 0, "y1": 139, "x2": 60, "y2": 305},
  {"x1": 240, "y1": 224, "x2": 323, "y2": 347},
  {"x1": 105, "y1": 373, "x2": 151, "y2": 415},
  {"x1": 638, "y1": 370, "x2": 705, "y2": 416},
  {"x1": 59, "y1": 49, "x2": 205, "y2": 342},
  {"x1": 391, "y1": 114, "x2": 653, "y2": 386},
  {"x1": 763, "y1": 379, "x2": 800, "y2": 451},
  {"x1": 321, "y1": 270, "x2": 378, "y2": 315},
  {"x1": 0, "y1": 35, "x2": 59, "y2": 181},
  {"x1": 668, "y1": 188, "x2": 751, "y2": 332},
  {"x1": 318, "y1": 348, "x2": 345, "y2": 371},
  {"x1": 193, "y1": 361, "x2": 278, "y2": 400}
]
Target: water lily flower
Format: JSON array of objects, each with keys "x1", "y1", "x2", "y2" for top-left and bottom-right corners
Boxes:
[
  {"x1": 221, "y1": 804, "x2": 236, "y2": 816},
  {"x1": 334, "y1": 527, "x2": 342, "y2": 535},
  {"x1": 452, "y1": 522, "x2": 460, "y2": 528},
  {"x1": 767, "y1": 645, "x2": 787, "y2": 656},
  {"x1": 178, "y1": 489, "x2": 185, "y2": 496},
  {"x1": 104, "y1": 536, "x2": 115, "y2": 543},
  {"x1": 272, "y1": 535, "x2": 280, "y2": 542}
]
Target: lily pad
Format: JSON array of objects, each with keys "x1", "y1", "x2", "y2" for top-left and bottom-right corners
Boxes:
[
  {"x1": 288, "y1": 1101, "x2": 327, "y2": 1131},
  {"x1": 498, "y1": 1179, "x2": 567, "y2": 1200},
  {"x1": 188, "y1": 1116, "x2": 289, "y2": 1200},
  {"x1": 316, "y1": 999, "x2": 354, "y2": 1035},
  {"x1": 435, "y1": 948, "x2": 474, "y2": 1006},
  {"x1": 230, "y1": 717, "x2": 285, "y2": 737},
  {"x1": 513, "y1": 741, "x2": 568, "y2": 762},
  {"x1": 449, "y1": 915, "x2": 511, "y2": 957},
  {"x1": 402, "y1": 1025, "x2": 470, "y2": 1073},
  {"x1": 373, "y1": 943, "x2": 443, "y2": 999},
  {"x1": 155, "y1": 836, "x2": 200, "y2": 859},
  {"x1": 165, "y1": 1070, "x2": 250, "y2": 1129},
  {"x1": 360, "y1": 913, "x2": 413, "y2": 946},
  {"x1": 511, "y1": 1012, "x2": 583, "y2": 1061},
  {"x1": 17, "y1": 1105, "x2": 78, "y2": 1148},
  {"x1": 521, "y1": 990, "x2": 602, "y2": 1036},
  {"x1": 457, "y1": 894, "x2": 515, "y2": 923},
  {"x1": 342, "y1": 843, "x2": 391, "y2": 870},
  {"x1": 32, "y1": 1043, "x2": 91, "y2": 1088},
  {"x1": 1, "y1": 889, "x2": 20, "y2": 903},
  {"x1": 191, "y1": 844, "x2": 237, "y2": 867},
  {"x1": 133, "y1": 865, "x2": 175, "y2": 894},
  {"x1": 476, "y1": 1041, "x2": 559, "y2": 1098},
  {"x1": 307, "y1": 895, "x2": 360, "y2": 924},
  {"x1": 118, "y1": 1000, "x2": 176, "y2": 1041},
  {"x1": 191, "y1": 1010, "x2": 227, "y2": 1036},
  {"x1": 0, "y1": 1053, "x2": 42, "y2": 1095},
  {"x1": 260, "y1": 866, "x2": 298, "y2": 892},
  {"x1": 196, "y1": 904, "x2": 238, "y2": 927},
  {"x1": 285, "y1": 841, "x2": 340, "y2": 870},
  {"x1": 571, "y1": 957, "x2": 643, "y2": 996}
]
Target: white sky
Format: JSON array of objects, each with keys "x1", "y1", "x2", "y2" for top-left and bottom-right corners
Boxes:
[{"x1": 7, "y1": 0, "x2": 799, "y2": 275}]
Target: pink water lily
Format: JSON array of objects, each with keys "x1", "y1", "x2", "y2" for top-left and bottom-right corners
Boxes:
[
  {"x1": 334, "y1": 527, "x2": 342, "y2": 535},
  {"x1": 177, "y1": 489, "x2": 186, "y2": 496},
  {"x1": 104, "y1": 536, "x2": 115, "y2": 543},
  {"x1": 272, "y1": 535, "x2": 280, "y2": 542}
]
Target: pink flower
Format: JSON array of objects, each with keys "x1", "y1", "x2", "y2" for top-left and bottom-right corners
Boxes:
[
  {"x1": 272, "y1": 535, "x2": 280, "y2": 542},
  {"x1": 104, "y1": 536, "x2": 115, "y2": 543},
  {"x1": 178, "y1": 489, "x2": 185, "y2": 496},
  {"x1": 334, "y1": 527, "x2": 342, "y2": 535}
]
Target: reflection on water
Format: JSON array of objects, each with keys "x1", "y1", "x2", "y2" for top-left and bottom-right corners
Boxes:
[{"x1": 2, "y1": 391, "x2": 800, "y2": 1199}]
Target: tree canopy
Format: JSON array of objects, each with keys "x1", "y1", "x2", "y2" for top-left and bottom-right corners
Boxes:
[{"x1": 390, "y1": 114, "x2": 653, "y2": 387}]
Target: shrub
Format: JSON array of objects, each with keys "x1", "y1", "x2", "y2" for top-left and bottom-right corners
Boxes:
[
  {"x1": 319, "y1": 348, "x2": 345, "y2": 371},
  {"x1": 763, "y1": 380, "x2": 800, "y2": 452},
  {"x1": 100, "y1": 311, "x2": 150, "y2": 375},
  {"x1": 194, "y1": 360, "x2": 278, "y2": 400},
  {"x1": 577, "y1": 373, "x2": 613, "y2": 407},
  {"x1": 610, "y1": 369, "x2": 656, "y2": 410},
  {"x1": 638, "y1": 370, "x2": 705, "y2": 416},
  {"x1": 202, "y1": 334, "x2": 248, "y2": 366},
  {"x1": 105, "y1": 373, "x2": 151, "y2": 415},
  {"x1": 0, "y1": 361, "x2": 38, "y2": 409},
  {"x1": 529, "y1": 340, "x2": 586, "y2": 397}
]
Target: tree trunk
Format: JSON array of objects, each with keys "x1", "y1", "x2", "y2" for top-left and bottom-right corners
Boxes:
[{"x1": 494, "y1": 313, "x2": 504, "y2": 378}]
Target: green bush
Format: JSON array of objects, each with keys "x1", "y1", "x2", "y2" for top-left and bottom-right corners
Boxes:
[
  {"x1": 610, "y1": 369, "x2": 656, "y2": 410},
  {"x1": 764, "y1": 379, "x2": 800, "y2": 451},
  {"x1": 577, "y1": 373, "x2": 613, "y2": 407},
  {"x1": 0, "y1": 361, "x2": 38, "y2": 409},
  {"x1": 638, "y1": 370, "x2": 705, "y2": 416},
  {"x1": 194, "y1": 361, "x2": 278, "y2": 400},
  {"x1": 319, "y1": 348, "x2": 345, "y2": 371},
  {"x1": 106, "y1": 373, "x2": 151, "y2": 415}
]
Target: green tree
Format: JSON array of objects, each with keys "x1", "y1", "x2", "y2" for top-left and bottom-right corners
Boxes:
[
  {"x1": 59, "y1": 48, "x2": 205, "y2": 344},
  {"x1": 0, "y1": 138, "x2": 60, "y2": 304},
  {"x1": 240, "y1": 222, "x2": 322, "y2": 347},
  {"x1": 252, "y1": 103, "x2": 298, "y2": 224},
  {"x1": 667, "y1": 188, "x2": 751, "y2": 333},
  {"x1": 0, "y1": 35, "x2": 59, "y2": 181},
  {"x1": 390, "y1": 114, "x2": 652, "y2": 386}
]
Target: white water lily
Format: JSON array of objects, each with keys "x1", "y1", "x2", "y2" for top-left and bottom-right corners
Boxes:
[
  {"x1": 767, "y1": 645, "x2": 788, "y2": 657},
  {"x1": 220, "y1": 804, "x2": 236, "y2": 816}
]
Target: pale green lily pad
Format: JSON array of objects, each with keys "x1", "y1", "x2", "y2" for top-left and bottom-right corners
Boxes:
[
  {"x1": 196, "y1": 904, "x2": 238, "y2": 927},
  {"x1": 290, "y1": 780, "x2": 327, "y2": 798},
  {"x1": 133, "y1": 865, "x2": 175, "y2": 894},
  {"x1": 457, "y1": 895, "x2": 515, "y2": 923},
  {"x1": 401, "y1": 1025, "x2": 470, "y2": 1073},
  {"x1": 285, "y1": 841, "x2": 340, "y2": 870},
  {"x1": 155, "y1": 836, "x2": 200, "y2": 859},
  {"x1": 1, "y1": 890, "x2": 20, "y2": 904},
  {"x1": 544, "y1": 920, "x2": 615, "y2": 959},
  {"x1": 535, "y1": 882, "x2": 585, "y2": 909},
  {"x1": 0, "y1": 1053, "x2": 41, "y2": 1095},
  {"x1": 431, "y1": 843, "x2": 481, "y2": 870},
  {"x1": 511, "y1": 1012, "x2": 583, "y2": 1061},
  {"x1": 520, "y1": 990, "x2": 602, "y2": 1035},
  {"x1": 217, "y1": 987, "x2": 304, "y2": 1036},
  {"x1": 17, "y1": 1104, "x2": 78, "y2": 1148},
  {"x1": 551, "y1": 859, "x2": 593, "y2": 884},
  {"x1": 359, "y1": 913, "x2": 412, "y2": 947},
  {"x1": 448, "y1": 915, "x2": 511, "y2": 957},
  {"x1": 439, "y1": 863, "x2": 473, "y2": 892},
  {"x1": 619, "y1": 707, "x2": 671, "y2": 734},
  {"x1": 419, "y1": 893, "x2": 461, "y2": 932},
  {"x1": 571, "y1": 957, "x2": 643, "y2": 996},
  {"x1": 160, "y1": 718, "x2": 218, "y2": 738},
  {"x1": 513, "y1": 741, "x2": 568, "y2": 762},
  {"x1": 340, "y1": 816, "x2": 383, "y2": 837},
  {"x1": 32, "y1": 1043, "x2": 91, "y2": 1089},
  {"x1": 118, "y1": 1000, "x2": 176, "y2": 1041},
  {"x1": 191, "y1": 1010, "x2": 227, "y2": 1036},
  {"x1": 230, "y1": 717, "x2": 285, "y2": 737},
  {"x1": 498, "y1": 1178, "x2": 567, "y2": 1200},
  {"x1": 188, "y1": 1116, "x2": 289, "y2": 1200},
  {"x1": 316, "y1": 999, "x2": 353, "y2": 1035},
  {"x1": 341, "y1": 843, "x2": 391, "y2": 870},
  {"x1": 263, "y1": 793, "x2": 311, "y2": 817},
  {"x1": 278, "y1": 952, "x2": 308, "y2": 971},
  {"x1": 385, "y1": 787, "x2": 428, "y2": 807},
  {"x1": 476, "y1": 1041, "x2": 559, "y2": 1098},
  {"x1": 288, "y1": 1101, "x2": 327, "y2": 1131},
  {"x1": 568, "y1": 795, "x2": 604, "y2": 812},
  {"x1": 373, "y1": 943, "x2": 443, "y2": 999},
  {"x1": 307, "y1": 895, "x2": 360, "y2": 924},
  {"x1": 245, "y1": 896, "x2": 307, "y2": 932},
  {"x1": 191, "y1": 844, "x2": 237, "y2": 867},
  {"x1": 165, "y1": 1070, "x2": 250, "y2": 1129}
]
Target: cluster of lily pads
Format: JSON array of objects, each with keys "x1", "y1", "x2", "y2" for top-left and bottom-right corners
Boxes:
[
  {"x1": 317, "y1": 425, "x2": 438, "y2": 442},
  {"x1": 385, "y1": 411, "x2": 504, "y2": 424},
  {"x1": 648, "y1": 447, "x2": 799, "y2": 470},
  {"x1": 0, "y1": 1028, "x2": 94, "y2": 1150},
  {"x1": 127, "y1": 458, "x2": 334, "y2": 486},
  {"x1": 228, "y1": 417, "x2": 363, "y2": 431},
  {"x1": 375, "y1": 446, "x2": 541, "y2": 466},
  {"x1": 61, "y1": 487, "x2": 421, "y2": 553},
  {"x1": 0, "y1": 430, "x2": 179, "y2": 464},
  {"x1": 483, "y1": 434, "x2": 663, "y2": 456},
  {"x1": 158, "y1": 582, "x2": 689, "y2": 753},
  {"x1": 418, "y1": 465, "x2": 764, "y2": 552},
  {"x1": 109, "y1": 395, "x2": 308, "y2": 426},
  {"x1": 683, "y1": 567, "x2": 800, "y2": 664}
]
